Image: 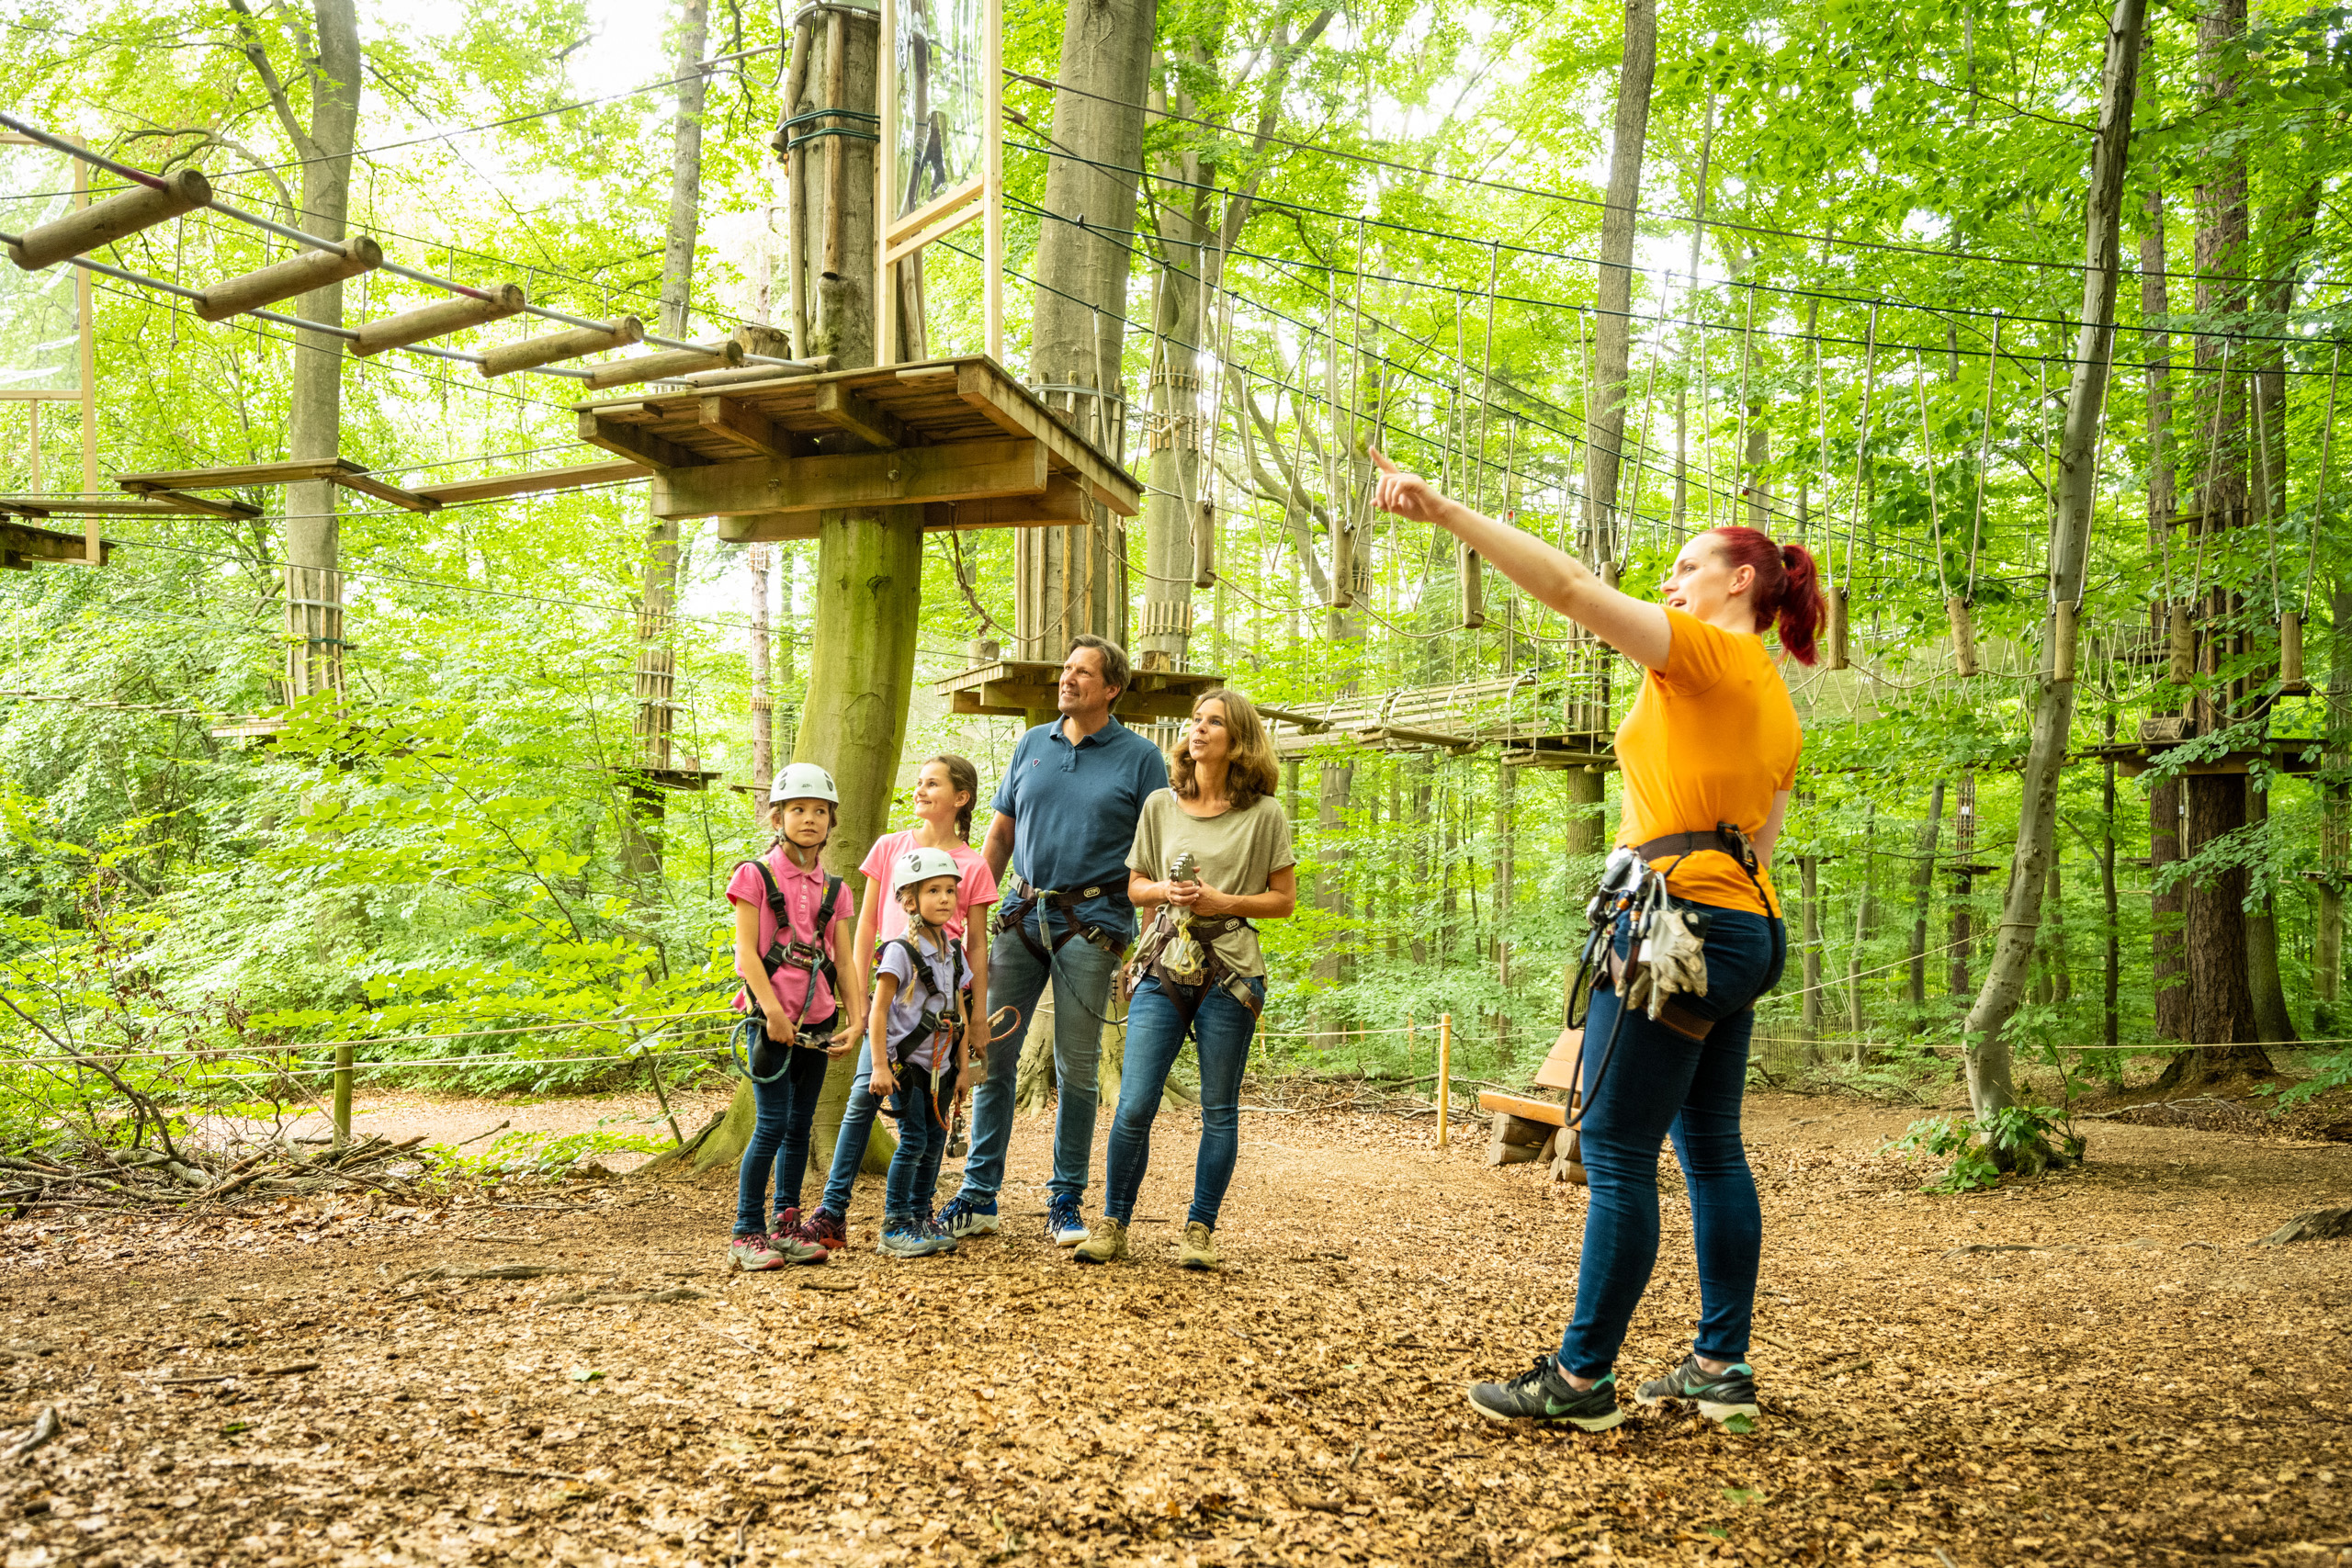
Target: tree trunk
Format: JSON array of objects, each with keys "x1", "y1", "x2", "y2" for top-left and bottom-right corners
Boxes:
[
  {"x1": 1581, "y1": 0, "x2": 1655, "y2": 557},
  {"x1": 1800, "y1": 852, "x2": 1822, "y2": 1044},
  {"x1": 1846, "y1": 803, "x2": 1875, "y2": 1055},
  {"x1": 2101, "y1": 728, "x2": 2121, "y2": 1053},
  {"x1": 1950, "y1": 773, "x2": 1977, "y2": 1000},
  {"x1": 697, "y1": 4, "x2": 911, "y2": 1182},
  {"x1": 748, "y1": 544, "x2": 774, "y2": 818},
  {"x1": 1959, "y1": 0, "x2": 2145, "y2": 1121},
  {"x1": 2244, "y1": 780, "x2": 2295, "y2": 1044},
  {"x1": 1906, "y1": 778, "x2": 1946, "y2": 1022},
  {"x1": 2151, "y1": 777, "x2": 2188, "y2": 1036},
  {"x1": 1564, "y1": 767, "x2": 1606, "y2": 1016},
  {"x1": 2159, "y1": 0, "x2": 2269, "y2": 1087}
]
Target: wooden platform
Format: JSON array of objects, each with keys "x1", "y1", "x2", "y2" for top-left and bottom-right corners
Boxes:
[
  {"x1": 933, "y1": 660, "x2": 1221, "y2": 723},
  {"x1": 2081, "y1": 736, "x2": 2326, "y2": 779},
  {"x1": 2, "y1": 518, "x2": 109, "y2": 568},
  {"x1": 577, "y1": 355, "x2": 1141, "y2": 541},
  {"x1": 115, "y1": 457, "x2": 436, "y2": 515},
  {"x1": 1261, "y1": 674, "x2": 1613, "y2": 764}
]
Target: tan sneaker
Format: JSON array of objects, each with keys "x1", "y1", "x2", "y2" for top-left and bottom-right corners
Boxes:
[
  {"x1": 1178, "y1": 1222, "x2": 1219, "y2": 1270},
  {"x1": 1072, "y1": 1215, "x2": 1128, "y2": 1265}
]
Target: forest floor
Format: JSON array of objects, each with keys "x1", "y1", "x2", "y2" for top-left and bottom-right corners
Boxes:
[{"x1": 2, "y1": 1085, "x2": 2348, "y2": 1568}]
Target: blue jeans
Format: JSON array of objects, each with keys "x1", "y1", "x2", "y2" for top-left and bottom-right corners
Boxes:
[
  {"x1": 1103, "y1": 975, "x2": 1263, "y2": 1227},
  {"x1": 956, "y1": 911, "x2": 1124, "y2": 1205},
  {"x1": 884, "y1": 1066, "x2": 949, "y2": 1219},
  {"x1": 1555, "y1": 903, "x2": 1785, "y2": 1378},
  {"x1": 817, "y1": 1039, "x2": 882, "y2": 1217},
  {"x1": 732, "y1": 1036, "x2": 834, "y2": 1235}
]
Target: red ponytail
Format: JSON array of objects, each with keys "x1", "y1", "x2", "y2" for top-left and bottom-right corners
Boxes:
[{"x1": 1703, "y1": 526, "x2": 1827, "y2": 667}]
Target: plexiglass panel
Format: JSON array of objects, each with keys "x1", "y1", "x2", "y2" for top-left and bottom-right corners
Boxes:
[
  {"x1": 0, "y1": 141, "x2": 85, "y2": 395},
  {"x1": 892, "y1": 0, "x2": 987, "y2": 220}
]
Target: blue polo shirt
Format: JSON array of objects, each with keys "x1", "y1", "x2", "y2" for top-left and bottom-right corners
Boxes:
[{"x1": 992, "y1": 715, "x2": 1170, "y2": 942}]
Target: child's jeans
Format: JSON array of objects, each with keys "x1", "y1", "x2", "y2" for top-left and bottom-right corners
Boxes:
[
  {"x1": 818, "y1": 1039, "x2": 882, "y2": 1216},
  {"x1": 733, "y1": 1033, "x2": 833, "y2": 1235},
  {"x1": 883, "y1": 1064, "x2": 948, "y2": 1220}
]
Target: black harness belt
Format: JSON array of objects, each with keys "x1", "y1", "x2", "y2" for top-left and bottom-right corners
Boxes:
[
  {"x1": 1124, "y1": 911, "x2": 1265, "y2": 1028},
  {"x1": 995, "y1": 872, "x2": 1130, "y2": 964}
]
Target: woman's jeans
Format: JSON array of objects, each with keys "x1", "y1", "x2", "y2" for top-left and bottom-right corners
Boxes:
[
  {"x1": 1556, "y1": 904, "x2": 1785, "y2": 1379},
  {"x1": 884, "y1": 1065, "x2": 949, "y2": 1220},
  {"x1": 1102, "y1": 975, "x2": 1264, "y2": 1229},
  {"x1": 817, "y1": 1040, "x2": 881, "y2": 1217},
  {"x1": 732, "y1": 1034, "x2": 834, "y2": 1235}
]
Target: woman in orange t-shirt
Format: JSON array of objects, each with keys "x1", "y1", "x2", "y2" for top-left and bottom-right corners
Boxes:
[{"x1": 1374, "y1": 449, "x2": 1823, "y2": 1435}]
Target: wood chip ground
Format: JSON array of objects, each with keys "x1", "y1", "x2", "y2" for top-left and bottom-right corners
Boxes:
[{"x1": 2, "y1": 1091, "x2": 2346, "y2": 1565}]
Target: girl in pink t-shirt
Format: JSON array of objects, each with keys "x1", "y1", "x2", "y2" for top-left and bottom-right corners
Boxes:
[{"x1": 786, "y1": 754, "x2": 999, "y2": 1255}]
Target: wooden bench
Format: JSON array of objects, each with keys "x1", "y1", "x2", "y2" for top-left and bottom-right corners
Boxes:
[{"x1": 1478, "y1": 1029, "x2": 1588, "y2": 1185}]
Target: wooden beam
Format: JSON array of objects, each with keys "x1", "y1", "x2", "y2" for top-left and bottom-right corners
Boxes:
[
  {"x1": 0, "y1": 494, "x2": 206, "y2": 518},
  {"x1": 697, "y1": 395, "x2": 806, "y2": 460},
  {"x1": 809, "y1": 383, "x2": 905, "y2": 449},
  {"x1": 0, "y1": 520, "x2": 111, "y2": 566},
  {"x1": 653, "y1": 436, "x2": 1046, "y2": 520},
  {"x1": 577, "y1": 411, "x2": 702, "y2": 471},
  {"x1": 119, "y1": 458, "x2": 360, "y2": 490},
  {"x1": 681, "y1": 358, "x2": 835, "y2": 389},
  {"x1": 7, "y1": 168, "x2": 211, "y2": 271},
  {"x1": 713, "y1": 513, "x2": 824, "y2": 543},
  {"x1": 333, "y1": 471, "x2": 438, "y2": 513},
  {"x1": 119, "y1": 487, "x2": 263, "y2": 520},
  {"x1": 479, "y1": 318, "x2": 641, "y2": 378},
  {"x1": 922, "y1": 472, "x2": 1087, "y2": 530},
  {"x1": 350, "y1": 284, "x2": 527, "y2": 357},
  {"x1": 951, "y1": 362, "x2": 1136, "y2": 514},
  {"x1": 582, "y1": 341, "x2": 744, "y2": 390},
  {"x1": 195, "y1": 237, "x2": 383, "y2": 322},
  {"x1": 409, "y1": 459, "x2": 648, "y2": 507}
]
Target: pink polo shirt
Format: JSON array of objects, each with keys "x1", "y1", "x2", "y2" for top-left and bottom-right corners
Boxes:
[{"x1": 726, "y1": 847, "x2": 843, "y2": 1021}]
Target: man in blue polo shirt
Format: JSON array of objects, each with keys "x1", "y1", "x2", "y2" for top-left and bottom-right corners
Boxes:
[{"x1": 940, "y1": 635, "x2": 1170, "y2": 1246}]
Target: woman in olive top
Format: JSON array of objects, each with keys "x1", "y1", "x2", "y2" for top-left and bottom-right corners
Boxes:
[
  {"x1": 1074, "y1": 689, "x2": 1295, "y2": 1271},
  {"x1": 1373, "y1": 448, "x2": 1822, "y2": 1434}
]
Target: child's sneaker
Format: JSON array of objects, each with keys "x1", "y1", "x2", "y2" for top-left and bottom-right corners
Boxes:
[
  {"x1": 797, "y1": 1207, "x2": 848, "y2": 1254},
  {"x1": 878, "y1": 1216, "x2": 954, "y2": 1258},
  {"x1": 921, "y1": 1215, "x2": 961, "y2": 1252},
  {"x1": 729, "y1": 1233, "x2": 788, "y2": 1271},
  {"x1": 768, "y1": 1208, "x2": 829, "y2": 1264},
  {"x1": 1046, "y1": 1194, "x2": 1089, "y2": 1246},
  {"x1": 937, "y1": 1195, "x2": 999, "y2": 1237}
]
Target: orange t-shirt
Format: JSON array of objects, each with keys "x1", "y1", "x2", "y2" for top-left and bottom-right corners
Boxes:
[{"x1": 1612, "y1": 608, "x2": 1802, "y2": 917}]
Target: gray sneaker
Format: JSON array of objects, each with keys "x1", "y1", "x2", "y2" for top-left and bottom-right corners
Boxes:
[
  {"x1": 1634, "y1": 1354, "x2": 1759, "y2": 1427},
  {"x1": 1465, "y1": 1357, "x2": 1623, "y2": 1432},
  {"x1": 729, "y1": 1233, "x2": 788, "y2": 1271}
]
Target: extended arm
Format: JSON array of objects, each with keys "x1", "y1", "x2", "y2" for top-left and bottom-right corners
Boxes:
[{"x1": 1372, "y1": 449, "x2": 1672, "y2": 671}]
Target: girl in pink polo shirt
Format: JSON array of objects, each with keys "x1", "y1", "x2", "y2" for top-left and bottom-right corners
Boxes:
[{"x1": 725, "y1": 762, "x2": 865, "y2": 1271}]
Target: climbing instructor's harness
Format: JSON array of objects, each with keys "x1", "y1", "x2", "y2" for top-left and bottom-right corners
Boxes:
[
  {"x1": 729, "y1": 859, "x2": 845, "y2": 1083},
  {"x1": 1557, "y1": 823, "x2": 1786, "y2": 1132}
]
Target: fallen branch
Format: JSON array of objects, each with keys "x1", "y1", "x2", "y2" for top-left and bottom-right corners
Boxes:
[
  {"x1": 5, "y1": 1406, "x2": 62, "y2": 1463},
  {"x1": 394, "y1": 1263, "x2": 585, "y2": 1285},
  {"x1": 545, "y1": 1288, "x2": 705, "y2": 1307}
]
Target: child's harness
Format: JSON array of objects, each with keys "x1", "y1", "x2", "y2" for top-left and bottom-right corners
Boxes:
[
  {"x1": 730, "y1": 856, "x2": 844, "y2": 1083},
  {"x1": 878, "y1": 933, "x2": 970, "y2": 1119}
]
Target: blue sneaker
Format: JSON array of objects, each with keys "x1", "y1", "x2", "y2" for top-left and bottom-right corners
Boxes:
[
  {"x1": 1046, "y1": 1195, "x2": 1088, "y2": 1247},
  {"x1": 878, "y1": 1217, "x2": 954, "y2": 1258},
  {"x1": 937, "y1": 1195, "x2": 999, "y2": 1238}
]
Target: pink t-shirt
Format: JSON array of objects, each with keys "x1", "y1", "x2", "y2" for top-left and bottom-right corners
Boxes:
[
  {"x1": 858, "y1": 829, "x2": 1000, "y2": 944},
  {"x1": 725, "y1": 848, "x2": 846, "y2": 1020}
]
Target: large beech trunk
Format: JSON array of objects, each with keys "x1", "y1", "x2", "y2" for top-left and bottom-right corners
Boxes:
[
  {"x1": 1960, "y1": 0, "x2": 2145, "y2": 1119},
  {"x1": 1581, "y1": 0, "x2": 1656, "y2": 559}
]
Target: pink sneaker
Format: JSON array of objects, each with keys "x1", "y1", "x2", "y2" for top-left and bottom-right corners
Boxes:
[
  {"x1": 729, "y1": 1233, "x2": 788, "y2": 1271},
  {"x1": 797, "y1": 1207, "x2": 849, "y2": 1254},
  {"x1": 767, "y1": 1208, "x2": 829, "y2": 1265}
]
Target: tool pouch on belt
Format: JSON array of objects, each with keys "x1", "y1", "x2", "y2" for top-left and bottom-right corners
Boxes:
[{"x1": 1124, "y1": 909, "x2": 1255, "y2": 1003}]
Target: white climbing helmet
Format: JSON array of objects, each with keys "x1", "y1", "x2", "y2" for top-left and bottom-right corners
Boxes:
[
  {"x1": 892, "y1": 845, "x2": 964, "y2": 896},
  {"x1": 769, "y1": 761, "x2": 839, "y2": 805}
]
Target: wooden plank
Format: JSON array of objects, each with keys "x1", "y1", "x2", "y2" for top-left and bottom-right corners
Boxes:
[
  {"x1": 409, "y1": 459, "x2": 648, "y2": 507},
  {"x1": 883, "y1": 176, "x2": 984, "y2": 251},
  {"x1": 1476, "y1": 1090, "x2": 1567, "y2": 1128},
  {"x1": 578, "y1": 412, "x2": 702, "y2": 471},
  {"x1": 653, "y1": 437, "x2": 1047, "y2": 520},
  {"x1": 953, "y1": 361, "x2": 1136, "y2": 514},
  {"x1": 809, "y1": 383, "x2": 905, "y2": 449},
  {"x1": 118, "y1": 458, "x2": 360, "y2": 490},
  {"x1": 0, "y1": 495, "x2": 189, "y2": 519},
  {"x1": 130, "y1": 489, "x2": 263, "y2": 521},
  {"x1": 697, "y1": 395, "x2": 806, "y2": 460},
  {"x1": 333, "y1": 471, "x2": 438, "y2": 513},
  {"x1": 922, "y1": 473, "x2": 1087, "y2": 530},
  {"x1": 1, "y1": 520, "x2": 111, "y2": 565},
  {"x1": 713, "y1": 513, "x2": 824, "y2": 543}
]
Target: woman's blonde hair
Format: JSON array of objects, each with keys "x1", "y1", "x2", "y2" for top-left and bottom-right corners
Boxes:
[{"x1": 1171, "y1": 688, "x2": 1279, "y2": 811}]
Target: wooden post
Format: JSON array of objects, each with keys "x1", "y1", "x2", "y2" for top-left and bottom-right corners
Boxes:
[
  {"x1": 582, "y1": 340, "x2": 741, "y2": 389},
  {"x1": 1437, "y1": 1011, "x2": 1452, "y2": 1147},
  {"x1": 478, "y1": 317, "x2": 642, "y2": 378},
  {"x1": 350, "y1": 283, "x2": 526, "y2": 356},
  {"x1": 1826, "y1": 583, "x2": 1849, "y2": 670},
  {"x1": 1946, "y1": 593, "x2": 1979, "y2": 677},
  {"x1": 1458, "y1": 542, "x2": 1484, "y2": 628},
  {"x1": 332, "y1": 1043, "x2": 354, "y2": 1149},
  {"x1": 195, "y1": 235, "x2": 382, "y2": 321},
  {"x1": 2280, "y1": 609, "x2": 2306, "y2": 692},
  {"x1": 2167, "y1": 601, "x2": 2195, "y2": 683}
]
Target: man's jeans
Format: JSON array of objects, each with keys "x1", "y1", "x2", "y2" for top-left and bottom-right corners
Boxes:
[
  {"x1": 955, "y1": 910, "x2": 1123, "y2": 1205},
  {"x1": 1555, "y1": 903, "x2": 1786, "y2": 1379},
  {"x1": 1103, "y1": 975, "x2": 1262, "y2": 1228}
]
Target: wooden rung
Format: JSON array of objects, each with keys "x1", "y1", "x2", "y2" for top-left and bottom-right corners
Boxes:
[
  {"x1": 130, "y1": 489, "x2": 261, "y2": 520},
  {"x1": 1946, "y1": 593, "x2": 1979, "y2": 677},
  {"x1": 1193, "y1": 499, "x2": 1216, "y2": 587},
  {"x1": 2167, "y1": 602, "x2": 2195, "y2": 683},
  {"x1": 729, "y1": 322, "x2": 794, "y2": 360},
  {"x1": 583, "y1": 341, "x2": 745, "y2": 390},
  {"x1": 1, "y1": 519, "x2": 112, "y2": 566},
  {"x1": 332, "y1": 470, "x2": 436, "y2": 513},
  {"x1": 1460, "y1": 541, "x2": 1485, "y2": 629},
  {"x1": 350, "y1": 283, "x2": 526, "y2": 357},
  {"x1": 195, "y1": 236, "x2": 383, "y2": 321},
  {"x1": 7, "y1": 169, "x2": 212, "y2": 272},
  {"x1": 1826, "y1": 583, "x2": 1850, "y2": 671},
  {"x1": 408, "y1": 458, "x2": 648, "y2": 508},
  {"x1": 478, "y1": 317, "x2": 642, "y2": 378},
  {"x1": 2052, "y1": 600, "x2": 2077, "y2": 681},
  {"x1": 680, "y1": 359, "x2": 831, "y2": 389},
  {"x1": 2281, "y1": 609, "x2": 2307, "y2": 692}
]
